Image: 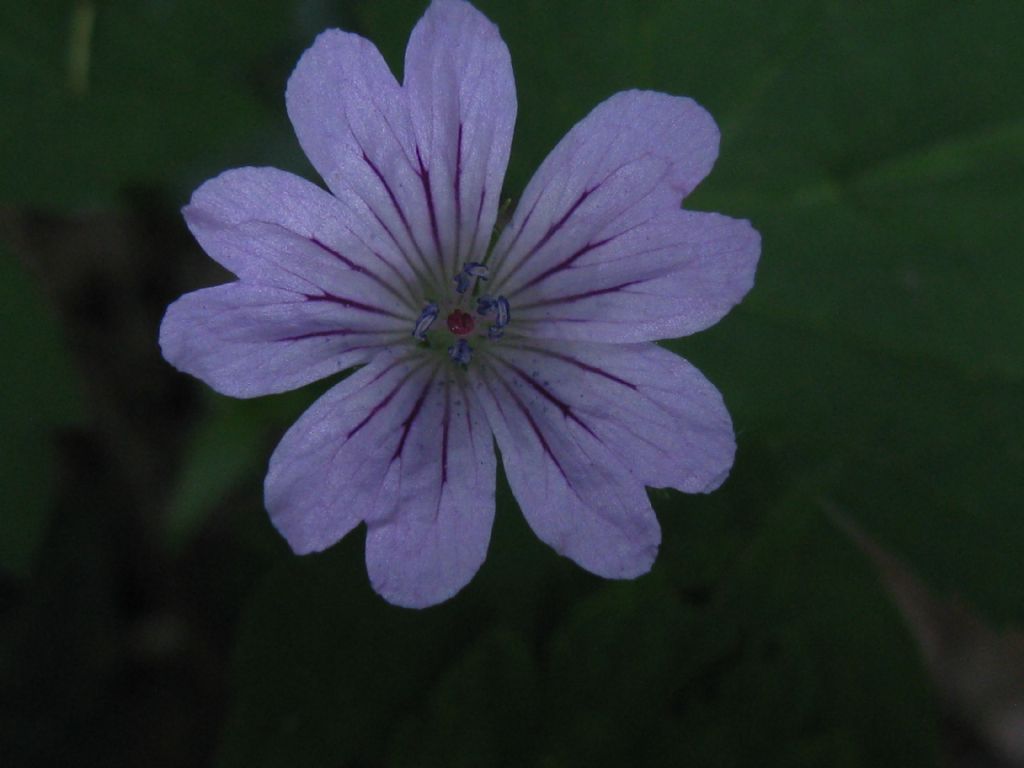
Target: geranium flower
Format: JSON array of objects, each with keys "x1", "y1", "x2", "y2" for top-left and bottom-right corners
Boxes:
[{"x1": 160, "y1": 0, "x2": 760, "y2": 607}]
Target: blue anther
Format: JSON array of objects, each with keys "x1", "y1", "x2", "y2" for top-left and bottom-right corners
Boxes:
[
  {"x1": 448, "y1": 338, "x2": 472, "y2": 366},
  {"x1": 479, "y1": 294, "x2": 510, "y2": 340},
  {"x1": 412, "y1": 302, "x2": 438, "y2": 340},
  {"x1": 476, "y1": 294, "x2": 496, "y2": 315},
  {"x1": 494, "y1": 295, "x2": 510, "y2": 328},
  {"x1": 453, "y1": 262, "x2": 489, "y2": 294}
]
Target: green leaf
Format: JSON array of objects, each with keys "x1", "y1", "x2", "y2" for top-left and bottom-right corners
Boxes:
[
  {"x1": 535, "y1": 498, "x2": 939, "y2": 768},
  {"x1": 0, "y1": 0, "x2": 300, "y2": 209},
  {"x1": 215, "y1": 536, "x2": 479, "y2": 768},
  {"x1": 677, "y1": 494, "x2": 939, "y2": 767},
  {"x1": 386, "y1": 628, "x2": 541, "y2": 767},
  {"x1": 162, "y1": 384, "x2": 330, "y2": 553},
  {"x1": 0, "y1": 247, "x2": 82, "y2": 575},
  {"x1": 672, "y1": 0, "x2": 1024, "y2": 623}
]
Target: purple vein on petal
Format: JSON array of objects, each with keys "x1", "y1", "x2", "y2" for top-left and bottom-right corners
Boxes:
[
  {"x1": 368, "y1": 245, "x2": 422, "y2": 306},
  {"x1": 453, "y1": 122, "x2": 463, "y2": 267},
  {"x1": 363, "y1": 204, "x2": 434, "y2": 293},
  {"x1": 490, "y1": 355, "x2": 598, "y2": 439},
  {"x1": 307, "y1": 236, "x2": 416, "y2": 310},
  {"x1": 487, "y1": 193, "x2": 540, "y2": 278},
  {"x1": 362, "y1": 151, "x2": 442, "y2": 287},
  {"x1": 274, "y1": 341, "x2": 383, "y2": 363},
  {"x1": 440, "y1": 380, "x2": 451, "y2": 486},
  {"x1": 273, "y1": 328, "x2": 389, "y2": 342},
  {"x1": 347, "y1": 357, "x2": 429, "y2": 440},
  {"x1": 470, "y1": 185, "x2": 486, "y2": 265},
  {"x1": 308, "y1": 236, "x2": 367, "y2": 274},
  {"x1": 303, "y1": 290, "x2": 406, "y2": 319},
  {"x1": 508, "y1": 216, "x2": 651, "y2": 298},
  {"x1": 492, "y1": 154, "x2": 661, "y2": 289},
  {"x1": 459, "y1": 378, "x2": 476, "y2": 455},
  {"x1": 483, "y1": 366, "x2": 569, "y2": 482},
  {"x1": 497, "y1": 186, "x2": 596, "y2": 288},
  {"x1": 520, "y1": 187, "x2": 594, "y2": 267},
  {"x1": 414, "y1": 145, "x2": 446, "y2": 281},
  {"x1": 503, "y1": 343, "x2": 638, "y2": 390},
  {"x1": 509, "y1": 234, "x2": 616, "y2": 297},
  {"x1": 391, "y1": 370, "x2": 436, "y2": 463},
  {"x1": 514, "y1": 279, "x2": 644, "y2": 311}
]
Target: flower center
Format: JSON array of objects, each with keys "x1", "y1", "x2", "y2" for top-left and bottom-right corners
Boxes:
[
  {"x1": 409, "y1": 263, "x2": 512, "y2": 368},
  {"x1": 446, "y1": 309, "x2": 475, "y2": 336}
]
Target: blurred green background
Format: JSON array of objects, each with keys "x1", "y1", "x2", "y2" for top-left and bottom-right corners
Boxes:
[{"x1": 1, "y1": 1, "x2": 1022, "y2": 766}]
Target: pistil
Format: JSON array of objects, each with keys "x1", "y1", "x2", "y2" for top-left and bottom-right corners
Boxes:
[{"x1": 446, "y1": 309, "x2": 476, "y2": 336}]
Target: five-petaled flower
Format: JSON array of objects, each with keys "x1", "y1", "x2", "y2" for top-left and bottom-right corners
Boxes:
[{"x1": 160, "y1": 0, "x2": 760, "y2": 607}]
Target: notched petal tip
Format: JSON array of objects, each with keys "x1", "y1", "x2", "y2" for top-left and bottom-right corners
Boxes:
[
  {"x1": 542, "y1": 499, "x2": 660, "y2": 581},
  {"x1": 181, "y1": 165, "x2": 336, "y2": 246},
  {"x1": 702, "y1": 212, "x2": 762, "y2": 317},
  {"x1": 696, "y1": 462, "x2": 734, "y2": 495},
  {"x1": 157, "y1": 292, "x2": 271, "y2": 400},
  {"x1": 180, "y1": 202, "x2": 223, "y2": 243},
  {"x1": 365, "y1": 515, "x2": 494, "y2": 609},
  {"x1": 366, "y1": 540, "x2": 472, "y2": 610},
  {"x1": 734, "y1": 219, "x2": 762, "y2": 301},
  {"x1": 284, "y1": 27, "x2": 392, "y2": 106},
  {"x1": 583, "y1": 533, "x2": 660, "y2": 581},
  {"x1": 421, "y1": 0, "x2": 505, "y2": 35},
  {"x1": 264, "y1": 488, "x2": 356, "y2": 557},
  {"x1": 157, "y1": 294, "x2": 226, "y2": 392},
  {"x1": 595, "y1": 89, "x2": 722, "y2": 199},
  {"x1": 157, "y1": 297, "x2": 189, "y2": 369},
  {"x1": 287, "y1": 27, "x2": 364, "y2": 79}
]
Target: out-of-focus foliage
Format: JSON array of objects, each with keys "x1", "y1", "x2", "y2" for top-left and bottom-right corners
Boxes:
[
  {"x1": 0, "y1": 247, "x2": 82, "y2": 575},
  {"x1": 162, "y1": 385, "x2": 329, "y2": 553},
  {"x1": 1, "y1": 1, "x2": 1021, "y2": 767},
  {"x1": 0, "y1": 0, "x2": 298, "y2": 208},
  {"x1": 220, "y1": 485, "x2": 938, "y2": 768}
]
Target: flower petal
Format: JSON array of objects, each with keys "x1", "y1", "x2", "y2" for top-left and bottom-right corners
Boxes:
[
  {"x1": 265, "y1": 350, "x2": 496, "y2": 608},
  {"x1": 159, "y1": 283, "x2": 406, "y2": 398},
  {"x1": 185, "y1": 167, "x2": 422, "y2": 311},
  {"x1": 404, "y1": 0, "x2": 517, "y2": 279},
  {"x1": 488, "y1": 90, "x2": 721, "y2": 297},
  {"x1": 285, "y1": 28, "x2": 439, "y2": 290},
  {"x1": 470, "y1": 352, "x2": 661, "y2": 579},
  {"x1": 504, "y1": 210, "x2": 760, "y2": 342},
  {"x1": 364, "y1": 374, "x2": 496, "y2": 607},
  {"x1": 488, "y1": 341, "x2": 735, "y2": 493}
]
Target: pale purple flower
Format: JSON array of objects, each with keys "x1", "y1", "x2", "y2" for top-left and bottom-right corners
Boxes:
[{"x1": 159, "y1": 0, "x2": 760, "y2": 608}]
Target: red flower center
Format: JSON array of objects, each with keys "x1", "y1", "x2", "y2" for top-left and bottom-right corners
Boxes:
[{"x1": 446, "y1": 309, "x2": 475, "y2": 336}]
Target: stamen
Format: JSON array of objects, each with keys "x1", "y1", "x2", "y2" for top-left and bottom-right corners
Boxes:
[
  {"x1": 476, "y1": 294, "x2": 496, "y2": 315},
  {"x1": 453, "y1": 262, "x2": 489, "y2": 294},
  {"x1": 412, "y1": 302, "x2": 438, "y2": 340},
  {"x1": 486, "y1": 295, "x2": 511, "y2": 339},
  {"x1": 448, "y1": 338, "x2": 472, "y2": 366},
  {"x1": 494, "y1": 296, "x2": 510, "y2": 327}
]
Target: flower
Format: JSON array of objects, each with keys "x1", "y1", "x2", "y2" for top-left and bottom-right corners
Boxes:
[{"x1": 159, "y1": 0, "x2": 760, "y2": 608}]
